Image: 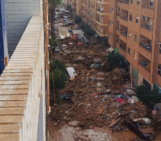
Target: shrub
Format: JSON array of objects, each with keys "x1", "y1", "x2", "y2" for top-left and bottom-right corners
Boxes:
[
  {"x1": 74, "y1": 16, "x2": 82, "y2": 25},
  {"x1": 135, "y1": 85, "x2": 161, "y2": 106},
  {"x1": 107, "y1": 52, "x2": 123, "y2": 68},
  {"x1": 50, "y1": 59, "x2": 66, "y2": 73}
]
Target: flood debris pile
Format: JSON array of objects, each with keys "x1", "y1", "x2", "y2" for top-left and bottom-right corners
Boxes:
[
  {"x1": 50, "y1": 37, "x2": 161, "y2": 134},
  {"x1": 51, "y1": 38, "x2": 134, "y2": 131},
  {"x1": 51, "y1": 85, "x2": 148, "y2": 132}
]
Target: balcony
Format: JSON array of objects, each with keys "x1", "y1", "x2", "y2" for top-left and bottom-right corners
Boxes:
[
  {"x1": 138, "y1": 54, "x2": 151, "y2": 80},
  {"x1": 97, "y1": 9, "x2": 104, "y2": 13},
  {"x1": 120, "y1": 9, "x2": 128, "y2": 21},
  {"x1": 142, "y1": 0, "x2": 154, "y2": 9},
  {"x1": 141, "y1": 24, "x2": 152, "y2": 30},
  {"x1": 141, "y1": 16, "x2": 153, "y2": 30},
  {"x1": 119, "y1": 0, "x2": 129, "y2": 4},
  {"x1": 97, "y1": 18, "x2": 103, "y2": 23},
  {"x1": 97, "y1": 0, "x2": 108, "y2": 4},
  {"x1": 119, "y1": 40, "x2": 127, "y2": 53},
  {"x1": 120, "y1": 25, "x2": 127, "y2": 43},
  {"x1": 97, "y1": 15, "x2": 103, "y2": 24},
  {"x1": 139, "y1": 35, "x2": 152, "y2": 52},
  {"x1": 97, "y1": 4, "x2": 105, "y2": 14},
  {"x1": 120, "y1": 26, "x2": 127, "y2": 37},
  {"x1": 140, "y1": 43, "x2": 151, "y2": 51},
  {"x1": 139, "y1": 61, "x2": 150, "y2": 72}
]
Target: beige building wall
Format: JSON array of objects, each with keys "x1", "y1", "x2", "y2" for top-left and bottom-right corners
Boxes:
[
  {"x1": 130, "y1": 65, "x2": 153, "y2": 89},
  {"x1": 109, "y1": 0, "x2": 161, "y2": 88},
  {"x1": 76, "y1": 0, "x2": 81, "y2": 15},
  {"x1": 81, "y1": 0, "x2": 109, "y2": 37}
]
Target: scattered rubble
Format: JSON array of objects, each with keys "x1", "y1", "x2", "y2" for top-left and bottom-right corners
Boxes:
[
  {"x1": 49, "y1": 13, "x2": 161, "y2": 140},
  {"x1": 49, "y1": 36, "x2": 161, "y2": 133}
]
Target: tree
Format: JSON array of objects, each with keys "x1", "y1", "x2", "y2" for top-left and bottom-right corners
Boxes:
[
  {"x1": 49, "y1": 38, "x2": 58, "y2": 47},
  {"x1": 86, "y1": 27, "x2": 95, "y2": 37},
  {"x1": 49, "y1": 0, "x2": 61, "y2": 37},
  {"x1": 135, "y1": 85, "x2": 161, "y2": 107},
  {"x1": 50, "y1": 59, "x2": 66, "y2": 73},
  {"x1": 107, "y1": 52, "x2": 124, "y2": 68},
  {"x1": 53, "y1": 68, "x2": 66, "y2": 89},
  {"x1": 80, "y1": 22, "x2": 95, "y2": 38},
  {"x1": 74, "y1": 16, "x2": 82, "y2": 25},
  {"x1": 80, "y1": 21, "x2": 86, "y2": 31}
]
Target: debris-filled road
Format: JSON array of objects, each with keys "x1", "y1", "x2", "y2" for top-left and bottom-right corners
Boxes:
[{"x1": 48, "y1": 8, "x2": 161, "y2": 141}]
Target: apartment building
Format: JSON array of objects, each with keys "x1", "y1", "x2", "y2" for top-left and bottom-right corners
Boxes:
[
  {"x1": 81, "y1": 0, "x2": 109, "y2": 43},
  {"x1": 108, "y1": 0, "x2": 161, "y2": 88}
]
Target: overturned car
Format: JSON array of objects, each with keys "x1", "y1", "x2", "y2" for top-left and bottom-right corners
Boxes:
[{"x1": 126, "y1": 118, "x2": 155, "y2": 140}]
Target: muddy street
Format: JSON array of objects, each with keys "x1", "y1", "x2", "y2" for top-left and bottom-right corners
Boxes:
[{"x1": 48, "y1": 8, "x2": 161, "y2": 141}]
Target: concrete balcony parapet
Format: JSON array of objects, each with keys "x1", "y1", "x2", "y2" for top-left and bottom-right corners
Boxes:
[{"x1": 0, "y1": 16, "x2": 45, "y2": 141}]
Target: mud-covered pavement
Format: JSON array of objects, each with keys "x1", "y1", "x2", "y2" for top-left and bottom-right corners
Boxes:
[{"x1": 48, "y1": 117, "x2": 161, "y2": 141}]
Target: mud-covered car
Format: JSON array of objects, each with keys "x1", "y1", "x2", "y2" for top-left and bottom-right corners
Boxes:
[{"x1": 126, "y1": 119, "x2": 155, "y2": 140}]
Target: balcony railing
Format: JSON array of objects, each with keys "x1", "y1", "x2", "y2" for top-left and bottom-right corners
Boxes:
[
  {"x1": 139, "y1": 61, "x2": 150, "y2": 72},
  {"x1": 119, "y1": 44, "x2": 126, "y2": 52},
  {"x1": 141, "y1": 24, "x2": 152, "y2": 31},
  {"x1": 120, "y1": 16, "x2": 128, "y2": 21},
  {"x1": 97, "y1": 9, "x2": 104, "y2": 13},
  {"x1": 119, "y1": 0, "x2": 129, "y2": 4},
  {"x1": 120, "y1": 31, "x2": 127, "y2": 37},
  {"x1": 97, "y1": 19, "x2": 103, "y2": 23},
  {"x1": 0, "y1": 16, "x2": 44, "y2": 141},
  {"x1": 140, "y1": 43, "x2": 151, "y2": 51},
  {"x1": 97, "y1": 0, "x2": 104, "y2": 2},
  {"x1": 142, "y1": 2, "x2": 154, "y2": 9}
]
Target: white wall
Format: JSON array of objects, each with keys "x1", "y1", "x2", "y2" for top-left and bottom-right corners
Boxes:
[{"x1": 5, "y1": 0, "x2": 42, "y2": 57}]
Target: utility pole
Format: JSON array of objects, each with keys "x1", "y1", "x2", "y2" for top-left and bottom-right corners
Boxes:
[{"x1": 44, "y1": 0, "x2": 50, "y2": 111}]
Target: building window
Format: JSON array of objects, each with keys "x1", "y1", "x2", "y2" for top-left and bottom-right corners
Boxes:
[
  {"x1": 150, "y1": 0, "x2": 154, "y2": 7},
  {"x1": 158, "y1": 64, "x2": 161, "y2": 76},
  {"x1": 129, "y1": 31, "x2": 131, "y2": 38},
  {"x1": 137, "y1": 0, "x2": 140, "y2": 5},
  {"x1": 159, "y1": 44, "x2": 161, "y2": 54},
  {"x1": 136, "y1": 17, "x2": 139, "y2": 24},
  {"x1": 110, "y1": 8, "x2": 113, "y2": 13},
  {"x1": 130, "y1": 0, "x2": 133, "y2": 4},
  {"x1": 133, "y1": 52, "x2": 137, "y2": 60},
  {"x1": 134, "y1": 35, "x2": 138, "y2": 42},
  {"x1": 109, "y1": 21, "x2": 113, "y2": 26},
  {"x1": 129, "y1": 14, "x2": 132, "y2": 21},
  {"x1": 128, "y1": 48, "x2": 131, "y2": 54}
]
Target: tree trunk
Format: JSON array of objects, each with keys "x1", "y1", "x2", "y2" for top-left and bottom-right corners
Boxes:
[
  {"x1": 52, "y1": 71, "x2": 55, "y2": 104},
  {"x1": 51, "y1": 6, "x2": 56, "y2": 38},
  {"x1": 51, "y1": 7, "x2": 54, "y2": 38}
]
